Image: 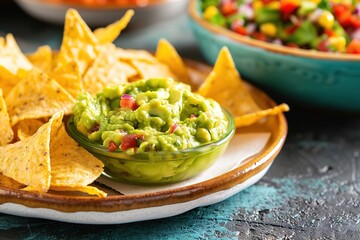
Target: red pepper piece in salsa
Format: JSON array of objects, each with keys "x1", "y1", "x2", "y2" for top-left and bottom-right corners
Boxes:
[
  {"x1": 220, "y1": 0, "x2": 238, "y2": 16},
  {"x1": 347, "y1": 39, "x2": 360, "y2": 54},
  {"x1": 232, "y1": 20, "x2": 248, "y2": 35},
  {"x1": 350, "y1": 15, "x2": 360, "y2": 28},
  {"x1": 280, "y1": 0, "x2": 300, "y2": 19},
  {"x1": 317, "y1": 39, "x2": 329, "y2": 52},
  {"x1": 333, "y1": 4, "x2": 352, "y2": 27},
  {"x1": 252, "y1": 32, "x2": 268, "y2": 41}
]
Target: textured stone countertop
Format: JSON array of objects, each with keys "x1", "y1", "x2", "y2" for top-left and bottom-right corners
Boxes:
[{"x1": 0, "y1": 2, "x2": 359, "y2": 239}]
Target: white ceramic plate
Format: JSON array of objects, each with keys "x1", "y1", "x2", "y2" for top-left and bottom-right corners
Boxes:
[
  {"x1": 0, "y1": 165, "x2": 272, "y2": 224},
  {"x1": 15, "y1": 0, "x2": 188, "y2": 27}
]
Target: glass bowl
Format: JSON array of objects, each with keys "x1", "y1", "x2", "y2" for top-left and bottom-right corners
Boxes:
[{"x1": 66, "y1": 108, "x2": 235, "y2": 185}]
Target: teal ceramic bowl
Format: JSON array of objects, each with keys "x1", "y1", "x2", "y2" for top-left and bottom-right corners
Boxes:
[
  {"x1": 188, "y1": 0, "x2": 360, "y2": 112},
  {"x1": 66, "y1": 109, "x2": 235, "y2": 185}
]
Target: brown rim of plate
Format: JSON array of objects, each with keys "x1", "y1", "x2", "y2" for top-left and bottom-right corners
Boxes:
[
  {"x1": 34, "y1": 0, "x2": 181, "y2": 10},
  {"x1": 188, "y1": 0, "x2": 360, "y2": 61},
  {"x1": 0, "y1": 60, "x2": 288, "y2": 213}
]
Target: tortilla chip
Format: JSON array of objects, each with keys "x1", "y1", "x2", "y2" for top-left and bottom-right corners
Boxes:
[
  {"x1": 0, "y1": 34, "x2": 32, "y2": 74},
  {"x1": 0, "y1": 36, "x2": 34, "y2": 97},
  {"x1": 94, "y1": 10, "x2": 134, "y2": 44},
  {"x1": 130, "y1": 59, "x2": 177, "y2": 80},
  {"x1": 5, "y1": 70, "x2": 75, "y2": 126},
  {"x1": 115, "y1": 48, "x2": 157, "y2": 63},
  {"x1": 61, "y1": 8, "x2": 98, "y2": 45},
  {"x1": 55, "y1": 9, "x2": 99, "y2": 76},
  {"x1": 0, "y1": 66, "x2": 19, "y2": 97},
  {"x1": 27, "y1": 45, "x2": 53, "y2": 73},
  {"x1": 0, "y1": 89, "x2": 13, "y2": 145},
  {"x1": 49, "y1": 124, "x2": 104, "y2": 189},
  {"x1": 16, "y1": 119, "x2": 45, "y2": 140},
  {"x1": 83, "y1": 50, "x2": 131, "y2": 95},
  {"x1": 197, "y1": 47, "x2": 261, "y2": 117},
  {"x1": 235, "y1": 103, "x2": 290, "y2": 127},
  {"x1": 50, "y1": 186, "x2": 107, "y2": 197},
  {"x1": 155, "y1": 39, "x2": 191, "y2": 86},
  {"x1": 51, "y1": 61, "x2": 83, "y2": 98},
  {"x1": 0, "y1": 174, "x2": 24, "y2": 189},
  {"x1": 0, "y1": 112, "x2": 63, "y2": 193}
]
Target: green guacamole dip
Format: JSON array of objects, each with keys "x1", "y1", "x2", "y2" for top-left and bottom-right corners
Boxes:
[{"x1": 73, "y1": 78, "x2": 228, "y2": 154}]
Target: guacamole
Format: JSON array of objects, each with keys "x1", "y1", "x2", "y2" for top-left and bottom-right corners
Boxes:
[{"x1": 73, "y1": 78, "x2": 229, "y2": 154}]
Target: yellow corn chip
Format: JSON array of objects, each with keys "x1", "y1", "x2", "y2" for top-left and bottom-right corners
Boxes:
[
  {"x1": 235, "y1": 103, "x2": 290, "y2": 127},
  {"x1": 130, "y1": 59, "x2": 177, "y2": 80},
  {"x1": 56, "y1": 9, "x2": 99, "y2": 76},
  {"x1": 115, "y1": 48, "x2": 157, "y2": 63},
  {"x1": 27, "y1": 45, "x2": 53, "y2": 73},
  {"x1": 5, "y1": 70, "x2": 75, "y2": 126},
  {"x1": 155, "y1": 39, "x2": 192, "y2": 86},
  {"x1": 198, "y1": 47, "x2": 289, "y2": 127},
  {"x1": 93, "y1": 10, "x2": 134, "y2": 44},
  {"x1": 63, "y1": 8, "x2": 97, "y2": 44},
  {"x1": 0, "y1": 66, "x2": 19, "y2": 97},
  {"x1": 0, "y1": 174, "x2": 24, "y2": 189},
  {"x1": 49, "y1": 124, "x2": 104, "y2": 190},
  {"x1": 0, "y1": 112, "x2": 63, "y2": 193},
  {"x1": 117, "y1": 61, "x2": 138, "y2": 79},
  {"x1": 51, "y1": 61, "x2": 83, "y2": 98},
  {"x1": 197, "y1": 47, "x2": 261, "y2": 116},
  {"x1": 82, "y1": 50, "x2": 130, "y2": 95},
  {"x1": 0, "y1": 89, "x2": 13, "y2": 145},
  {"x1": 50, "y1": 186, "x2": 107, "y2": 197},
  {"x1": 0, "y1": 34, "x2": 32, "y2": 74},
  {"x1": 0, "y1": 35, "x2": 35, "y2": 96},
  {"x1": 16, "y1": 119, "x2": 45, "y2": 140}
]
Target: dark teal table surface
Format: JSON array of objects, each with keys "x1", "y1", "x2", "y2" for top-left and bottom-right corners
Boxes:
[{"x1": 1, "y1": 2, "x2": 360, "y2": 239}]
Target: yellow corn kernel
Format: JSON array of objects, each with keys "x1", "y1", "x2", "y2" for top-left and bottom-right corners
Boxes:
[
  {"x1": 253, "y1": 1, "x2": 263, "y2": 10},
  {"x1": 204, "y1": 6, "x2": 219, "y2": 20},
  {"x1": 290, "y1": 0, "x2": 301, "y2": 5},
  {"x1": 267, "y1": 1, "x2": 281, "y2": 10},
  {"x1": 330, "y1": 0, "x2": 351, "y2": 4},
  {"x1": 281, "y1": 0, "x2": 301, "y2": 6},
  {"x1": 328, "y1": 36, "x2": 346, "y2": 52},
  {"x1": 318, "y1": 11, "x2": 335, "y2": 29},
  {"x1": 260, "y1": 23, "x2": 277, "y2": 37}
]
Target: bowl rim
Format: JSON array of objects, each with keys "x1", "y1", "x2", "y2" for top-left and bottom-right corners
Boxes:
[
  {"x1": 26, "y1": 0, "x2": 183, "y2": 10},
  {"x1": 66, "y1": 107, "x2": 236, "y2": 161},
  {"x1": 188, "y1": 0, "x2": 360, "y2": 62}
]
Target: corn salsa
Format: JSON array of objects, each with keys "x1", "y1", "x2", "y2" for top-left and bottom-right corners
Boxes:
[{"x1": 201, "y1": 0, "x2": 360, "y2": 53}]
